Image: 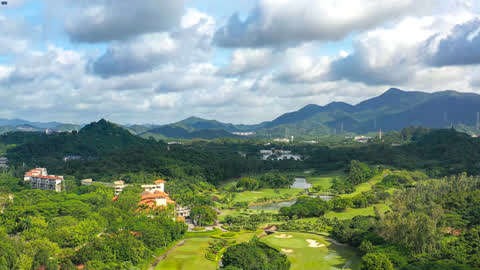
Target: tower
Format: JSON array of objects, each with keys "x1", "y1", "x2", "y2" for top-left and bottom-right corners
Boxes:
[
  {"x1": 379, "y1": 129, "x2": 382, "y2": 140},
  {"x1": 476, "y1": 112, "x2": 479, "y2": 130}
]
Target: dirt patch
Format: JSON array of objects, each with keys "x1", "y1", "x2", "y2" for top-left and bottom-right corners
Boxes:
[
  {"x1": 274, "y1": 233, "x2": 293, "y2": 239},
  {"x1": 281, "y1": 248, "x2": 293, "y2": 253},
  {"x1": 306, "y1": 239, "x2": 325, "y2": 248}
]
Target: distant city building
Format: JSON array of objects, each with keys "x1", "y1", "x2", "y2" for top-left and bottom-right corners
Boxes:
[
  {"x1": 0, "y1": 157, "x2": 8, "y2": 168},
  {"x1": 273, "y1": 138, "x2": 290, "y2": 143},
  {"x1": 167, "y1": 141, "x2": 183, "y2": 145},
  {"x1": 114, "y1": 180, "x2": 126, "y2": 196},
  {"x1": 302, "y1": 140, "x2": 318, "y2": 144},
  {"x1": 45, "y1": 129, "x2": 54, "y2": 135},
  {"x1": 63, "y1": 155, "x2": 82, "y2": 162},
  {"x1": 260, "y1": 149, "x2": 301, "y2": 161},
  {"x1": 354, "y1": 136, "x2": 371, "y2": 143},
  {"x1": 81, "y1": 178, "x2": 93, "y2": 186},
  {"x1": 232, "y1": 131, "x2": 256, "y2": 136},
  {"x1": 24, "y1": 168, "x2": 64, "y2": 192}
]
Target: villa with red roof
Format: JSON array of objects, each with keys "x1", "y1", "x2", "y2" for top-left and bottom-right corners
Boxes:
[
  {"x1": 139, "y1": 179, "x2": 175, "y2": 209},
  {"x1": 24, "y1": 168, "x2": 64, "y2": 192},
  {"x1": 138, "y1": 179, "x2": 191, "y2": 218}
]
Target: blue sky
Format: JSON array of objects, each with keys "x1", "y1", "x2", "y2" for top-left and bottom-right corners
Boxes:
[{"x1": 0, "y1": 0, "x2": 479, "y2": 124}]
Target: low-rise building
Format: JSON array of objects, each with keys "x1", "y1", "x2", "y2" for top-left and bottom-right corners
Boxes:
[
  {"x1": 0, "y1": 157, "x2": 7, "y2": 168},
  {"x1": 354, "y1": 136, "x2": 371, "y2": 143},
  {"x1": 260, "y1": 149, "x2": 301, "y2": 161},
  {"x1": 81, "y1": 178, "x2": 93, "y2": 186},
  {"x1": 63, "y1": 155, "x2": 82, "y2": 162},
  {"x1": 232, "y1": 131, "x2": 256, "y2": 136},
  {"x1": 114, "y1": 180, "x2": 126, "y2": 196},
  {"x1": 24, "y1": 168, "x2": 64, "y2": 192},
  {"x1": 175, "y1": 205, "x2": 191, "y2": 218}
]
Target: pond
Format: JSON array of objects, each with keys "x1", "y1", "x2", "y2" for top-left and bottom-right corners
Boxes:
[
  {"x1": 291, "y1": 177, "x2": 312, "y2": 189},
  {"x1": 249, "y1": 195, "x2": 333, "y2": 211}
]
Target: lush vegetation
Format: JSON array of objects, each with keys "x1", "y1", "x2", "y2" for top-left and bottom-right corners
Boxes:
[
  {"x1": 0, "y1": 180, "x2": 186, "y2": 269},
  {"x1": 329, "y1": 174, "x2": 480, "y2": 270},
  {"x1": 279, "y1": 196, "x2": 329, "y2": 218},
  {"x1": 221, "y1": 237, "x2": 290, "y2": 270}
]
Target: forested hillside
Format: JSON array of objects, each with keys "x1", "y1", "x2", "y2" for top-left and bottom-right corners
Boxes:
[{"x1": 1, "y1": 120, "x2": 263, "y2": 184}]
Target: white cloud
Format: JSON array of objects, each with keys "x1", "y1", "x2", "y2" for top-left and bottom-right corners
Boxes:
[
  {"x1": 218, "y1": 48, "x2": 274, "y2": 76},
  {"x1": 214, "y1": 0, "x2": 446, "y2": 47},
  {"x1": 91, "y1": 9, "x2": 215, "y2": 77},
  {"x1": 60, "y1": 0, "x2": 186, "y2": 43}
]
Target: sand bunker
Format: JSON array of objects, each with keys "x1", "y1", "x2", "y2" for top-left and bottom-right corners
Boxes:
[
  {"x1": 281, "y1": 248, "x2": 293, "y2": 253},
  {"x1": 274, "y1": 234, "x2": 293, "y2": 239},
  {"x1": 306, "y1": 239, "x2": 325, "y2": 248}
]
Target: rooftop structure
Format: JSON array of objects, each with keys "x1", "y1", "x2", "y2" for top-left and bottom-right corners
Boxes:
[{"x1": 24, "y1": 168, "x2": 63, "y2": 192}]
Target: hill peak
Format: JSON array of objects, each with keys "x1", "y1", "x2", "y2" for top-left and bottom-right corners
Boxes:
[{"x1": 383, "y1": 88, "x2": 405, "y2": 95}]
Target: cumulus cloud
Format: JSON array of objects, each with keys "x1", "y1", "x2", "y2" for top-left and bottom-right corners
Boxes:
[
  {"x1": 218, "y1": 48, "x2": 274, "y2": 76},
  {"x1": 214, "y1": 0, "x2": 436, "y2": 48},
  {"x1": 91, "y1": 9, "x2": 215, "y2": 78},
  {"x1": 63, "y1": 0, "x2": 186, "y2": 43},
  {"x1": 275, "y1": 45, "x2": 331, "y2": 84},
  {"x1": 425, "y1": 19, "x2": 480, "y2": 66},
  {"x1": 327, "y1": 15, "x2": 474, "y2": 85}
]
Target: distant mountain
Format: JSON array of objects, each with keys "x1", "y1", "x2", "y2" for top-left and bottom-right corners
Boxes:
[
  {"x1": 252, "y1": 88, "x2": 480, "y2": 137},
  {"x1": 0, "y1": 118, "x2": 81, "y2": 134},
  {"x1": 4, "y1": 88, "x2": 480, "y2": 140}
]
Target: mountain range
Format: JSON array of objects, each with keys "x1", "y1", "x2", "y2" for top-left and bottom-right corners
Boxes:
[{"x1": 3, "y1": 88, "x2": 480, "y2": 139}]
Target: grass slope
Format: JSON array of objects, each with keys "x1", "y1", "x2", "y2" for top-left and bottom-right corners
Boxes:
[
  {"x1": 155, "y1": 232, "x2": 256, "y2": 270},
  {"x1": 233, "y1": 188, "x2": 303, "y2": 203}
]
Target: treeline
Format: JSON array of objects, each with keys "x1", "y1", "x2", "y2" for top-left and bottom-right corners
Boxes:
[
  {"x1": 233, "y1": 172, "x2": 295, "y2": 191},
  {"x1": 301, "y1": 128, "x2": 480, "y2": 176}
]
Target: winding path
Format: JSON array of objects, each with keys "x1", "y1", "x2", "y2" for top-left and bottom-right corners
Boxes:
[{"x1": 148, "y1": 240, "x2": 186, "y2": 270}]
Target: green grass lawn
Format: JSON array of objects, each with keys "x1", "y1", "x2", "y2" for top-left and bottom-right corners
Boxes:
[
  {"x1": 154, "y1": 237, "x2": 217, "y2": 270},
  {"x1": 325, "y1": 203, "x2": 390, "y2": 220},
  {"x1": 341, "y1": 171, "x2": 389, "y2": 198},
  {"x1": 155, "y1": 232, "x2": 256, "y2": 270},
  {"x1": 261, "y1": 232, "x2": 361, "y2": 270},
  {"x1": 233, "y1": 188, "x2": 303, "y2": 203},
  {"x1": 307, "y1": 171, "x2": 344, "y2": 190}
]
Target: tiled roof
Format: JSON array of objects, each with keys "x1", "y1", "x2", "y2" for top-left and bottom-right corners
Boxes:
[{"x1": 154, "y1": 179, "x2": 166, "y2": 184}]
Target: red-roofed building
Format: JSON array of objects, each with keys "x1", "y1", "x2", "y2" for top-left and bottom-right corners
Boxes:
[
  {"x1": 139, "y1": 180, "x2": 175, "y2": 209},
  {"x1": 24, "y1": 168, "x2": 63, "y2": 192}
]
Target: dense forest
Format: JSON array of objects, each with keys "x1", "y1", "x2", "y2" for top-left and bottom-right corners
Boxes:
[{"x1": 0, "y1": 176, "x2": 186, "y2": 269}]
